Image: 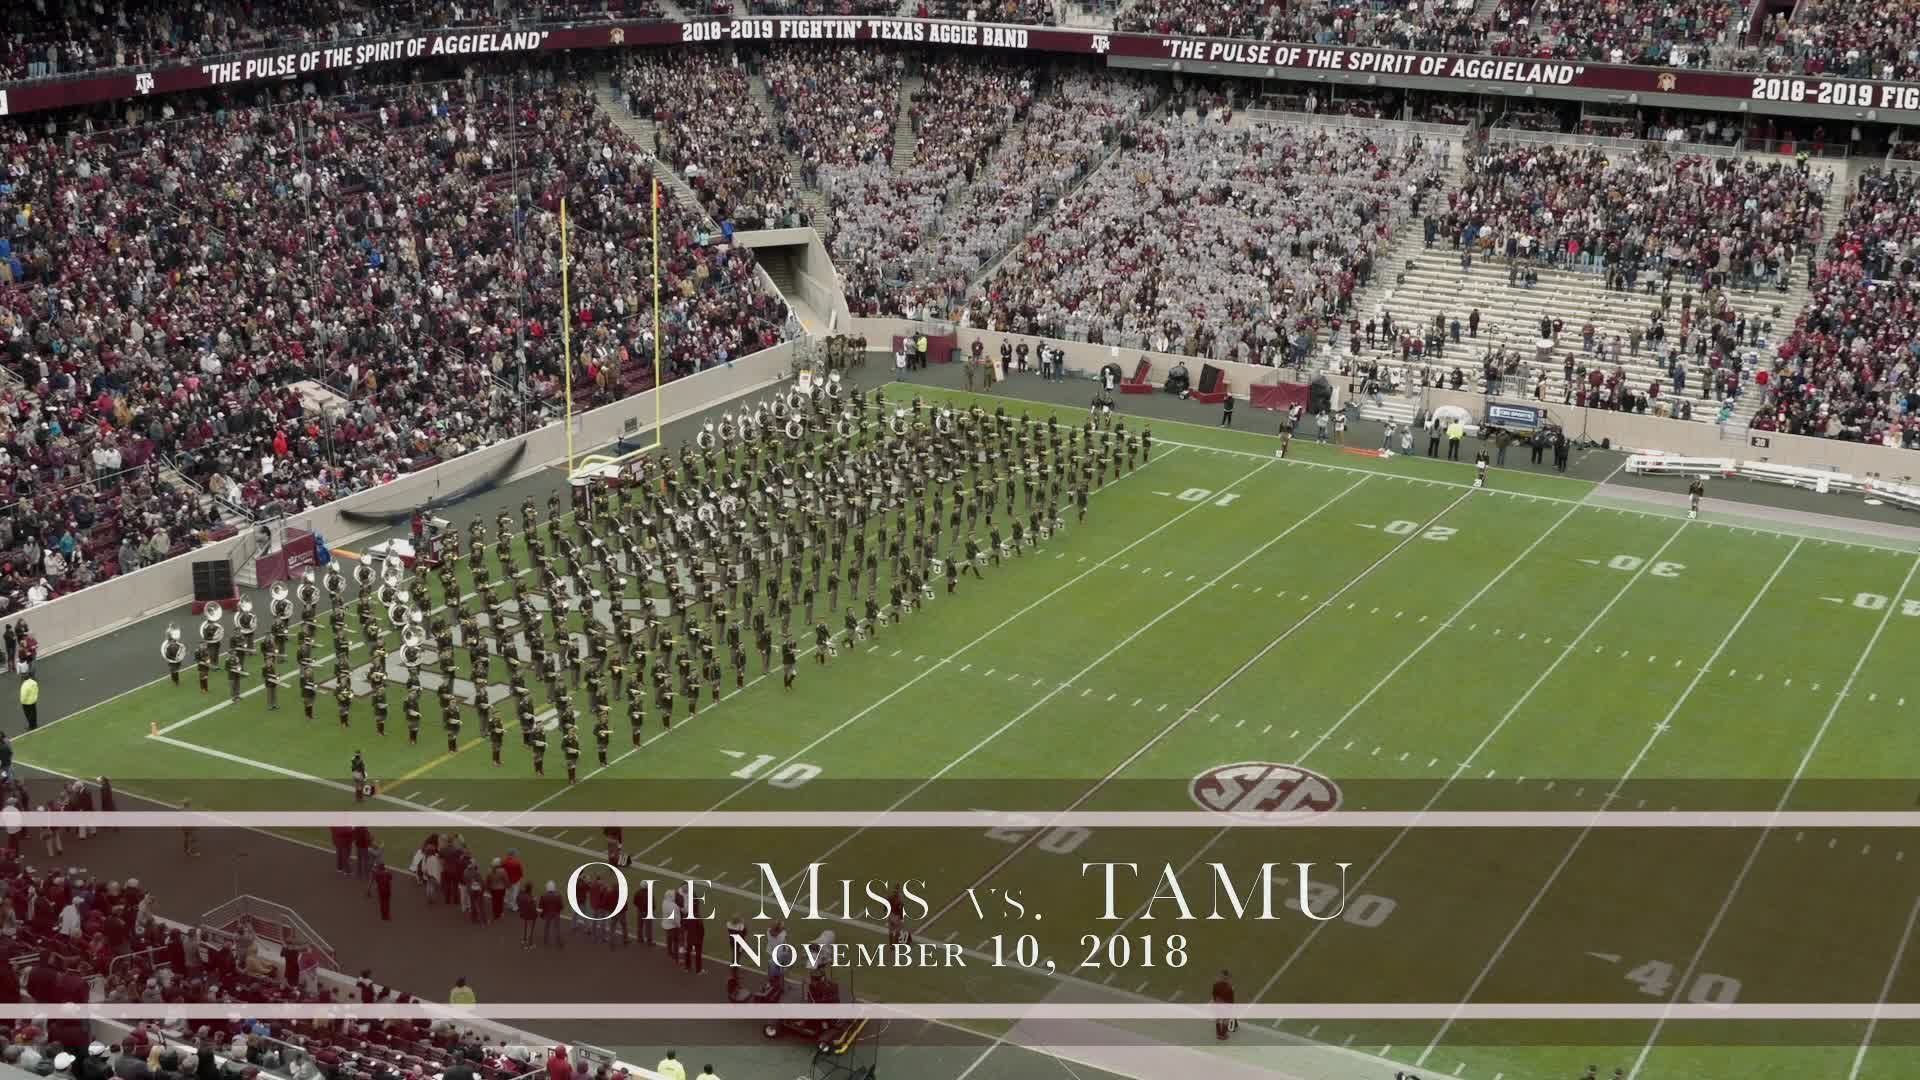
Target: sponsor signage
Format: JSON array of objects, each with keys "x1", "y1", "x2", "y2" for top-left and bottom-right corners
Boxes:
[
  {"x1": 1486, "y1": 402, "x2": 1545, "y2": 432},
  {"x1": 1, "y1": 18, "x2": 1917, "y2": 120}
]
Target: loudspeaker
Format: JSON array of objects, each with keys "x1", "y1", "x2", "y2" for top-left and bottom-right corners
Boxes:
[
  {"x1": 192, "y1": 559, "x2": 234, "y2": 603},
  {"x1": 1198, "y1": 364, "x2": 1224, "y2": 395}
]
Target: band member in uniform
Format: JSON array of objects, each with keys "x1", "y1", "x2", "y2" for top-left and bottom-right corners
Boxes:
[
  {"x1": 351, "y1": 751, "x2": 369, "y2": 802},
  {"x1": 628, "y1": 693, "x2": 646, "y2": 749},
  {"x1": 530, "y1": 723, "x2": 549, "y2": 776},
  {"x1": 225, "y1": 649, "x2": 245, "y2": 704},
  {"x1": 814, "y1": 620, "x2": 831, "y2": 664},
  {"x1": 195, "y1": 644, "x2": 212, "y2": 694},
  {"x1": 594, "y1": 706, "x2": 612, "y2": 766},
  {"x1": 335, "y1": 678, "x2": 353, "y2": 729},
  {"x1": 443, "y1": 699, "x2": 463, "y2": 753},
  {"x1": 1474, "y1": 447, "x2": 1490, "y2": 488},
  {"x1": 562, "y1": 725, "x2": 582, "y2": 784},
  {"x1": 1688, "y1": 476, "x2": 1705, "y2": 519},
  {"x1": 300, "y1": 666, "x2": 318, "y2": 720},
  {"x1": 368, "y1": 668, "x2": 387, "y2": 733},
  {"x1": 262, "y1": 651, "x2": 280, "y2": 711},
  {"x1": 165, "y1": 631, "x2": 186, "y2": 686},
  {"x1": 781, "y1": 635, "x2": 798, "y2": 690},
  {"x1": 487, "y1": 706, "x2": 506, "y2": 767},
  {"x1": 405, "y1": 684, "x2": 423, "y2": 745}
]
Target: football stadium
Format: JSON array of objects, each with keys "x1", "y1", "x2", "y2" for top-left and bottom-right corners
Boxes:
[{"x1": 2, "y1": 4, "x2": 1920, "y2": 1080}]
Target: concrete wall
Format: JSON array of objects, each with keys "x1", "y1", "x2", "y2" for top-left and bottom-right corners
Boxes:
[
  {"x1": 1423, "y1": 387, "x2": 1920, "y2": 483},
  {"x1": 735, "y1": 228, "x2": 851, "y2": 331},
  {"x1": 16, "y1": 341, "x2": 799, "y2": 657}
]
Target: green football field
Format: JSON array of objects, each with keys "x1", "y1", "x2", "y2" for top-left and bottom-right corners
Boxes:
[{"x1": 21, "y1": 384, "x2": 1920, "y2": 1080}]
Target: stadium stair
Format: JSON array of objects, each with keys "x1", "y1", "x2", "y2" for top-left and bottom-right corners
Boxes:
[
  {"x1": 590, "y1": 81, "x2": 708, "y2": 226},
  {"x1": 892, "y1": 75, "x2": 923, "y2": 169},
  {"x1": 1332, "y1": 145, "x2": 1833, "y2": 439},
  {"x1": 748, "y1": 72, "x2": 830, "y2": 238}
]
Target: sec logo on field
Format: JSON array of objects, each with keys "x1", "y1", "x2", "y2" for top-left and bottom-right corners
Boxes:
[{"x1": 1190, "y1": 762, "x2": 1342, "y2": 822}]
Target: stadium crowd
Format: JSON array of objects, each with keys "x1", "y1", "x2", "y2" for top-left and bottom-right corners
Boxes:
[
  {"x1": 762, "y1": 46, "x2": 904, "y2": 182},
  {"x1": 1760, "y1": 168, "x2": 1920, "y2": 448},
  {"x1": 821, "y1": 57, "x2": 1040, "y2": 319},
  {"x1": 615, "y1": 52, "x2": 807, "y2": 230},
  {"x1": 908, "y1": 69, "x2": 1153, "y2": 311},
  {"x1": 1443, "y1": 143, "x2": 1828, "y2": 291},
  {"x1": 0, "y1": 76, "x2": 785, "y2": 608},
  {"x1": 1490, "y1": 0, "x2": 1738, "y2": 68},
  {"x1": 970, "y1": 116, "x2": 1443, "y2": 364}
]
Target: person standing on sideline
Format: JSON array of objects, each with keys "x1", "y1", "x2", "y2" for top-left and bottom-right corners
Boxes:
[
  {"x1": 179, "y1": 798, "x2": 199, "y2": 857},
  {"x1": 655, "y1": 1052, "x2": 687, "y2": 1080},
  {"x1": 0, "y1": 733, "x2": 11, "y2": 781},
  {"x1": 699, "y1": 1068, "x2": 721, "y2": 1080},
  {"x1": 19, "y1": 674, "x2": 39, "y2": 731},
  {"x1": 683, "y1": 892, "x2": 706, "y2": 973},
  {"x1": 1212, "y1": 969, "x2": 1236, "y2": 1041},
  {"x1": 448, "y1": 977, "x2": 477, "y2": 1007},
  {"x1": 1220, "y1": 394, "x2": 1234, "y2": 427},
  {"x1": 373, "y1": 859, "x2": 394, "y2": 921},
  {"x1": 893, "y1": 343, "x2": 907, "y2": 381},
  {"x1": 1446, "y1": 418, "x2": 1465, "y2": 460},
  {"x1": 1426, "y1": 414, "x2": 1441, "y2": 457}
]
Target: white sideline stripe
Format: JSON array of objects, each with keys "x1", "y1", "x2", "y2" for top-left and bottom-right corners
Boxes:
[
  {"x1": 1627, "y1": 549, "x2": 1920, "y2": 1080},
  {"x1": 790, "y1": 460, "x2": 1324, "y2": 896},
  {"x1": 1106, "y1": 493, "x2": 1597, "y2": 938},
  {"x1": 1416, "y1": 537, "x2": 1804, "y2": 1067},
  {"x1": 0, "y1": 1003, "x2": 1905, "y2": 1021},
  {"x1": 1254, "y1": 517, "x2": 1695, "y2": 1008},
  {"x1": 39, "y1": 809, "x2": 1920, "y2": 829},
  {"x1": 622, "y1": 446, "x2": 1192, "y2": 862},
  {"x1": 1849, "y1": 895, "x2": 1920, "y2": 1079},
  {"x1": 928, "y1": 478, "x2": 1459, "y2": 929}
]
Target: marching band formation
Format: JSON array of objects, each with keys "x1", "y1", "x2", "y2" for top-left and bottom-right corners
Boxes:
[{"x1": 160, "y1": 378, "x2": 1153, "y2": 788}]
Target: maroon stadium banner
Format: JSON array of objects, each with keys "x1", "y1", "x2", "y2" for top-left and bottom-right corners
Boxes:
[{"x1": 2, "y1": 18, "x2": 1918, "y2": 120}]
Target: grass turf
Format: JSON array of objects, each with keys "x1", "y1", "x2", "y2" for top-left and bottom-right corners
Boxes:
[{"x1": 22, "y1": 384, "x2": 1920, "y2": 1080}]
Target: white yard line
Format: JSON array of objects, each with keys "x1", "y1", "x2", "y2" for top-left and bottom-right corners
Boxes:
[
  {"x1": 1849, "y1": 895, "x2": 1920, "y2": 1080},
  {"x1": 1252, "y1": 516, "x2": 1695, "y2": 1007},
  {"x1": 825, "y1": 471, "x2": 1368, "y2": 904},
  {"x1": 1414, "y1": 537, "x2": 1803, "y2": 1066},
  {"x1": 953, "y1": 1036, "x2": 1008, "y2": 1080},
  {"x1": 620, "y1": 446, "x2": 1197, "y2": 861},
  {"x1": 924, "y1": 478, "x2": 1463, "y2": 928},
  {"x1": 1625, "y1": 550, "x2": 1920, "y2": 1079},
  {"x1": 1106, "y1": 492, "x2": 1593, "y2": 939}
]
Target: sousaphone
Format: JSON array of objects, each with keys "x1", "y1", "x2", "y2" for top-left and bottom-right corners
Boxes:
[{"x1": 200, "y1": 603, "x2": 225, "y2": 645}]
